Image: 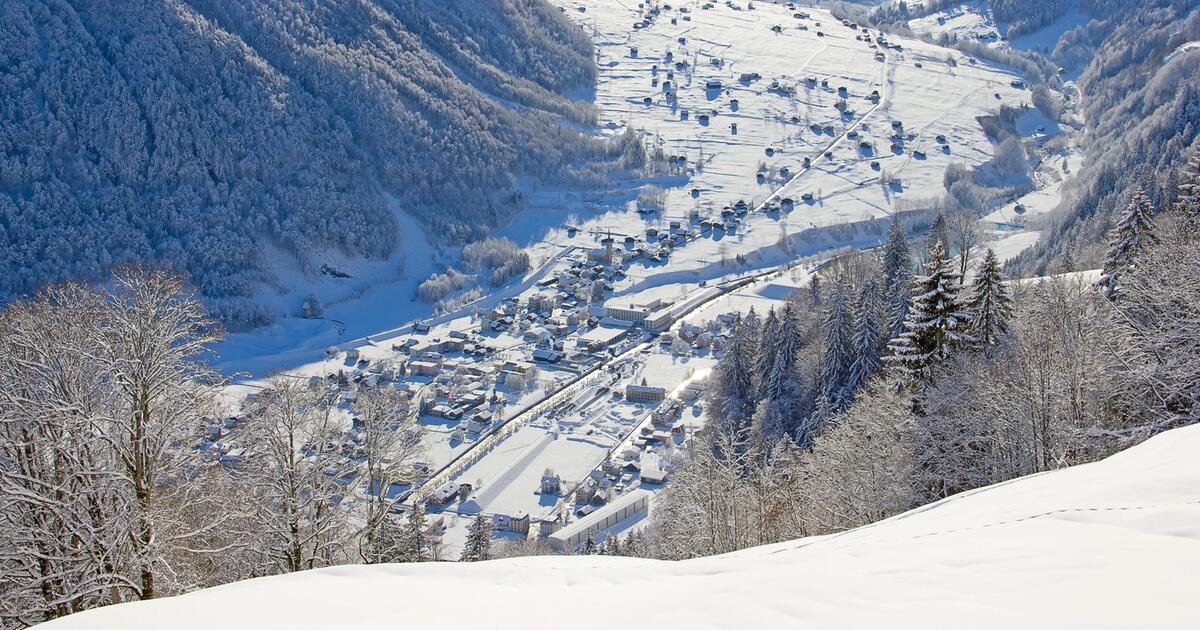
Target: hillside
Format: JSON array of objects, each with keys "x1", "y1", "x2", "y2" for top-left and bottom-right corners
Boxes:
[
  {"x1": 0, "y1": 0, "x2": 608, "y2": 328},
  {"x1": 36, "y1": 423, "x2": 1200, "y2": 629}
]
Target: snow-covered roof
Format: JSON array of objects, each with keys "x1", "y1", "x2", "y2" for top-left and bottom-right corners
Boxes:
[{"x1": 550, "y1": 489, "x2": 651, "y2": 544}]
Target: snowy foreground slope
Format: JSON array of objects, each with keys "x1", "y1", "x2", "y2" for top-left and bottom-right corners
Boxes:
[{"x1": 41, "y1": 425, "x2": 1200, "y2": 629}]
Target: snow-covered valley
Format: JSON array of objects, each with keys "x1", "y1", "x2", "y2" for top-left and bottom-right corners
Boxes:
[{"x1": 203, "y1": 0, "x2": 1081, "y2": 561}]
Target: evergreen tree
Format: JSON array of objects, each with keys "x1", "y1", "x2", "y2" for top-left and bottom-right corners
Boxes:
[
  {"x1": 882, "y1": 220, "x2": 913, "y2": 337},
  {"x1": 966, "y1": 249, "x2": 1014, "y2": 346},
  {"x1": 1098, "y1": 187, "x2": 1157, "y2": 300},
  {"x1": 882, "y1": 220, "x2": 913, "y2": 290},
  {"x1": 755, "y1": 308, "x2": 782, "y2": 400},
  {"x1": 927, "y1": 213, "x2": 950, "y2": 258},
  {"x1": 884, "y1": 243, "x2": 973, "y2": 383},
  {"x1": 705, "y1": 310, "x2": 761, "y2": 450},
  {"x1": 764, "y1": 303, "x2": 803, "y2": 405},
  {"x1": 1174, "y1": 147, "x2": 1200, "y2": 226},
  {"x1": 622, "y1": 531, "x2": 639, "y2": 557},
  {"x1": 460, "y1": 514, "x2": 493, "y2": 562},
  {"x1": 820, "y1": 281, "x2": 855, "y2": 406},
  {"x1": 582, "y1": 534, "x2": 598, "y2": 555},
  {"x1": 847, "y1": 280, "x2": 885, "y2": 395}
]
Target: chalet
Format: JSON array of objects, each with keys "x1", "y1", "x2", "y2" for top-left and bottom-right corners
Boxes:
[
  {"x1": 465, "y1": 414, "x2": 491, "y2": 434},
  {"x1": 575, "y1": 477, "x2": 599, "y2": 504}
]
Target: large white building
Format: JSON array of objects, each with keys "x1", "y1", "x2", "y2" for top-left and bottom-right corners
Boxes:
[{"x1": 547, "y1": 490, "x2": 651, "y2": 553}]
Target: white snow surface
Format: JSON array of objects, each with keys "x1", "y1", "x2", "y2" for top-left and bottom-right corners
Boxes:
[{"x1": 40, "y1": 424, "x2": 1200, "y2": 629}]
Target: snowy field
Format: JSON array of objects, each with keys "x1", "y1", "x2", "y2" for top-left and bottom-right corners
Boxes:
[
  {"x1": 526, "y1": 0, "x2": 1031, "y2": 294},
  {"x1": 44, "y1": 423, "x2": 1200, "y2": 629}
]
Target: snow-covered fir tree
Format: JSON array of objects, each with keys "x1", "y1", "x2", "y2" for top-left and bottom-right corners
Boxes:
[
  {"x1": 820, "y1": 281, "x2": 855, "y2": 407},
  {"x1": 847, "y1": 280, "x2": 885, "y2": 396},
  {"x1": 460, "y1": 514, "x2": 493, "y2": 562},
  {"x1": 705, "y1": 310, "x2": 761, "y2": 449},
  {"x1": 1174, "y1": 147, "x2": 1200, "y2": 226},
  {"x1": 926, "y1": 213, "x2": 950, "y2": 259},
  {"x1": 582, "y1": 534, "x2": 598, "y2": 555},
  {"x1": 1098, "y1": 187, "x2": 1158, "y2": 300},
  {"x1": 966, "y1": 248, "x2": 1014, "y2": 346},
  {"x1": 762, "y1": 304, "x2": 804, "y2": 405},
  {"x1": 755, "y1": 308, "x2": 782, "y2": 399},
  {"x1": 885, "y1": 243, "x2": 974, "y2": 383},
  {"x1": 882, "y1": 220, "x2": 914, "y2": 337}
]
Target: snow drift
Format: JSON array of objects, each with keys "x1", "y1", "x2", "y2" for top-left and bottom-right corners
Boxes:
[{"x1": 40, "y1": 425, "x2": 1200, "y2": 629}]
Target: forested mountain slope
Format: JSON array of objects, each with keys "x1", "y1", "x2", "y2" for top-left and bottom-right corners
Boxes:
[
  {"x1": 0, "y1": 0, "x2": 607, "y2": 327},
  {"x1": 1011, "y1": 0, "x2": 1200, "y2": 274}
]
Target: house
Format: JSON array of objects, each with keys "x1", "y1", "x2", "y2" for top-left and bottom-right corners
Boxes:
[
  {"x1": 575, "y1": 477, "x2": 599, "y2": 504},
  {"x1": 540, "y1": 469, "x2": 562, "y2": 495},
  {"x1": 532, "y1": 348, "x2": 564, "y2": 364},
  {"x1": 641, "y1": 462, "x2": 669, "y2": 484},
  {"x1": 410, "y1": 360, "x2": 441, "y2": 377},
  {"x1": 425, "y1": 482, "x2": 460, "y2": 506},
  {"x1": 626, "y1": 384, "x2": 667, "y2": 403},
  {"x1": 492, "y1": 512, "x2": 530, "y2": 535},
  {"x1": 523, "y1": 327, "x2": 554, "y2": 345},
  {"x1": 537, "y1": 514, "x2": 563, "y2": 537}
]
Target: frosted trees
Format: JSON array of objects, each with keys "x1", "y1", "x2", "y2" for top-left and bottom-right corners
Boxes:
[
  {"x1": 800, "y1": 384, "x2": 919, "y2": 531},
  {"x1": 950, "y1": 210, "x2": 980, "y2": 280},
  {"x1": 0, "y1": 268, "x2": 225, "y2": 624},
  {"x1": 1098, "y1": 187, "x2": 1157, "y2": 300},
  {"x1": 966, "y1": 249, "x2": 1014, "y2": 346},
  {"x1": 882, "y1": 219, "x2": 914, "y2": 337},
  {"x1": 0, "y1": 284, "x2": 130, "y2": 624},
  {"x1": 1108, "y1": 210, "x2": 1200, "y2": 430},
  {"x1": 242, "y1": 377, "x2": 350, "y2": 574},
  {"x1": 885, "y1": 244, "x2": 974, "y2": 384},
  {"x1": 926, "y1": 213, "x2": 950, "y2": 260},
  {"x1": 91, "y1": 268, "x2": 221, "y2": 601},
  {"x1": 355, "y1": 386, "x2": 426, "y2": 563},
  {"x1": 460, "y1": 515, "x2": 493, "y2": 562}
]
